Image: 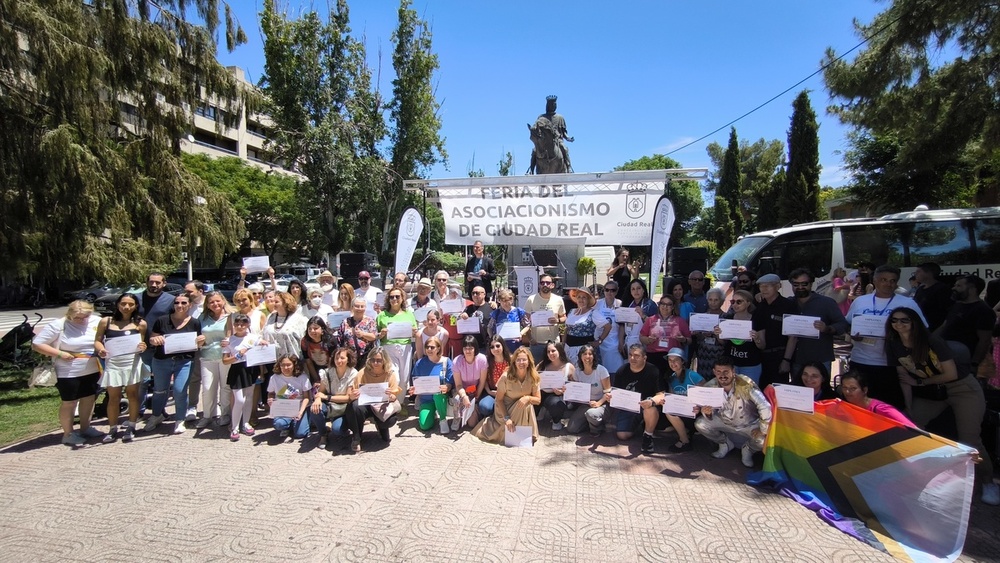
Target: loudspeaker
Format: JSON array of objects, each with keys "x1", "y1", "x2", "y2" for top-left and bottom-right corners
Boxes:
[{"x1": 340, "y1": 253, "x2": 367, "y2": 267}]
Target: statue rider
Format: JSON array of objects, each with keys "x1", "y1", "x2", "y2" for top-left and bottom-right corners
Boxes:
[{"x1": 539, "y1": 95, "x2": 573, "y2": 172}]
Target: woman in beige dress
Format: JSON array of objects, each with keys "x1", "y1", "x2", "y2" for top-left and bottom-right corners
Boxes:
[{"x1": 472, "y1": 346, "x2": 540, "y2": 444}]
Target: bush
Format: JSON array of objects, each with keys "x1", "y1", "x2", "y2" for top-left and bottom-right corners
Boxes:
[{"x1": 689, "y1": 240, "x2": 721, "y2": 264}]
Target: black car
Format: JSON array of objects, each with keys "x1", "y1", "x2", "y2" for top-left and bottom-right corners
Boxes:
[
  {"x1": 93, "y1": 283, "x2": 185, "y2": 316},
  {"x1": 61, "y1": 282, "x2": 123, "y2": 303}
]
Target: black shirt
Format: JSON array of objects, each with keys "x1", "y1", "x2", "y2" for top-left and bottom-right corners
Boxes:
[
  {"x1": 752, "y1": 295, "x2": 798, "y2": 352},
  {"x1": 613, "y1": 362, "x2": 665, "y2": 400},
  {"x1": 939, "y1": 300, "x2": 994, "y2": 359},
  {"x1": 914, "y1": 282, "x2": 952, "y2": 332}
]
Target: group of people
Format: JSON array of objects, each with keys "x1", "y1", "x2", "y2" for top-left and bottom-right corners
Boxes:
[{"x1": 32, "y1": 247, "x2": 999, "y2": 506}]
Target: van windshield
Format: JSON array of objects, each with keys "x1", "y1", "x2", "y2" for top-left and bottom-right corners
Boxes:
[{"x1": 709, "y1": 236, "x2": 771, "y2": 281}]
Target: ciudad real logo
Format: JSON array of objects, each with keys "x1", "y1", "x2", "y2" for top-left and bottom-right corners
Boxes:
[{"x1": 625, "y1": 182, "x2": 647, "y2": 219}]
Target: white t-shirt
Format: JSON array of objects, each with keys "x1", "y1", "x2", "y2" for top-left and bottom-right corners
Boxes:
[
  {"x1": 594, "y1": 299, "x2": 621, "y2": 347},
  {"x1": 846, "y1": 293, "x2": 926, "y2": 366},
  {"x1": 573, "y1": 365, "x2": 610, "y2": 401},
  {"x1": 32, "y1": 315, "x2": 101, "y2": 378},
  {"x1": 267, "y1": 373, "x2": 311, "y2": 399}
]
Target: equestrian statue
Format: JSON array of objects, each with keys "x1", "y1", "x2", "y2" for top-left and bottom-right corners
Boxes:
[{"x1": 527, "y1": 95, "x2": 574, "y2": 174}]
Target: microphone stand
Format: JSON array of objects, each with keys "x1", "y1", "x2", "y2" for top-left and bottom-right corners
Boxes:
[{"x1": 408, "y1": 250, "x2": 436, "y2": 280}]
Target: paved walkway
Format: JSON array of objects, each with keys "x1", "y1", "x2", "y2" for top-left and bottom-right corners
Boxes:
[{"x1": 0, "y1": 414, "x2": 997, "y2": 562}]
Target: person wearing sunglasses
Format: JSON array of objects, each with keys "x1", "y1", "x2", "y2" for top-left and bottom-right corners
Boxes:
[
  {"x1": 785, "y1": 268, "x2": 847, "y2": 380},
  {"x1": 144, "y1": 295, "x2": 205, "y2": 434},
  {"x1": 683, "y1": 271, "x2": 709, "y2": 314},
  {"x1": 409, "y1": 336, "x2": 455, "y2": 434},
  {"x1": 524, "y1": 273, "x2": 566, "y2": 363},
  {"x1": 714, "y1": 289, "x2": 762, "y2": 384},
  {"x1": 480, "y1": 336, "x2": 512, "y2": 420},
  {"x1": 376, "y1": 288, "x2": 418, "y2": 390},
  {"x1": 594, "y1": 281, "x2": 624, "y2": 373}
]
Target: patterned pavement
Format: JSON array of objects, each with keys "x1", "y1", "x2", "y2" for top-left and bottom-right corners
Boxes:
[{"x1": 0, "y1": 415, "x2": 997, "y2": 562}]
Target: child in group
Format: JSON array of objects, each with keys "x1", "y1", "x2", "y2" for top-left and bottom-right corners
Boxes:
[
  {"x1": 267, "y1": 355, "x2": 312, "y2": 440},
  {"x1": 223, "y1": 313, "x2": 258, "y2": 441}
]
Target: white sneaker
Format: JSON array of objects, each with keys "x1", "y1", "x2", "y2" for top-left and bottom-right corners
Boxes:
[
  {"x1": 711, "y1": 438, "x2": 734, "y2": 459},
  {"x1": 982, "y1": 483, "x2": 1000, "y2": 506},
  {"x1": 173, "y1": 421, "x2": 186, "y2": 434},
  {"x1": 194, "y1": 417, "x2": 212, "y2": 429},
  {"x1": 142, "y1": 415, "x2": 164, "y2": 432},
  {"x1": 439, "y1": 420, "x2": 451, "y2": 434},
  {"x1": 184, "y1": 408, "x2": 197, "y2": 422},
  {"x1": 741, "y1": 443, "x2": 755, "y2": 467},
  {"x1": 551, "y1": 421, "x2": 564, "y2": 431}
]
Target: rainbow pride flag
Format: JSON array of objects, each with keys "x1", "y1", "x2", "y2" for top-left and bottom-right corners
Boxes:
[{"x1": 747, "y1": 398, "x2": 976, "y2": 562}]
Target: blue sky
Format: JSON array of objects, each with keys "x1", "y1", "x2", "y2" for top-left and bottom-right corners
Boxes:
[{"x1": 217, "y1": 1, "x2": 884, "y2": 187}]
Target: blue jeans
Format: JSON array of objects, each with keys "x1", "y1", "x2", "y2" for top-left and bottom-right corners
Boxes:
[
  {"x1": 151, "y1": 357, "x2": 193, "y2": 419},
  {"x1": 273, "y1": 414, "x2": 310, "y2": 438},
  {"x1": 478, "y1": 395, "x2": 496, "y2": 418},
  {"x1": 307, "y1": 403, "x2": 348, "y2": 436}
]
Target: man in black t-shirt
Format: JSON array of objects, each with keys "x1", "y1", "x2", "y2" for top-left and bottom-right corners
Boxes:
[
  {"x1": 913, "y1": 262, "x2": 952, "y2": 331},
  {"x1": 612, "y1": 345, "x2": 667, "y2": 453},
  {"x1": 936, "y1": 274, "x2": 994, "y2": 375},
  {"x1": 752, "y1": 274, "x2": 798, "y2": 388}
]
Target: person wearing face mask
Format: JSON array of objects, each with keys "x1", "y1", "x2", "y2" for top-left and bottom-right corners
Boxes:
[
  {"x1": 317, "y1": 270, "x2": 338, "y2": 308},
  {"x1": 357, "y1": 270, "x2": 383, "y2": 318},
  {"x1": 302, "y1": 288, "x2": 334, "y2": 321}
]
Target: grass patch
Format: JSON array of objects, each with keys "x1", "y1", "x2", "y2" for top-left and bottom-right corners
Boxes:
[{"x1": 0, "y1": 365, "x2": 61, "y2": 447}]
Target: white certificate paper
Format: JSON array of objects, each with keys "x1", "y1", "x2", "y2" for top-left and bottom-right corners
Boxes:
[
  {"x1": 662, "y1": 393, "x2": 695, "y2": 418},
  {"x1": 530, "y1": 310, "x2": 554, "y2": 327},
  {"x1": 358, "y1": 383, "x2": 389, "y2": 405},
  {"x1": 104, "y1": 333, "x2": 141, "y2": 357},
  {"x1": 439, "y1": 298, "x2": 465, "y2": 315},
  {"x1": 327, "y1": 311, "x2": 350, "y2": 329},
  {"x1": 460, "y1": 398, "x2": 476, "y2": 426},
  {"x1": 244, "y1": 342, "x2": 277, "y2": 367},
  {"x1": 689, "y1": 313, "x2": 721, "y2": 333},
  {"x1": 504, "y1": 425, "x2": 534, "y2": 448},
  {"x1": 412, "y1": 306, "x2": 432, "y2": 323},
  {"x1": 613, "y1": 307, "x2": 641, "y2": 324},
  {"x1": 270, "y1": 398, "x2": 301, "y2": 418},
  {"x1": 852, "y1": 314, "x2": 887, "y2": 338},
  {"x1": 609, "y1": 387, "x2": 641, "y2": 413},
  {"x1": 497, "y1": 322, "x2": 522, "y2": 340},
  {"x1": 687, "y1": 386, "x2": 725, "y2": 408},
  {"x1": 386, "y1": 322, "x2": 414, "y2": 340},
  {"x1": 163, "y1": 332, "x2": 197, "y2": 354},
  {"x1": 718, "y1": 319, "x2": 753, "y2": 341},
  {"x1": 242, "y1": 255, "x2": 270, "y2": 274},
  {"x1": 539, "y1": 371, "x2": 565, "y2": 391},
  {"x1": 412, "y1": 375, "x2": 441, "y2": 396},
  {"x1": 457, "y1": 316, "x2": 481, "y2": 334},
  {"x1": 782, "y1": 314, "x2": 821, "y2": 338},
  {"x1": 773, "y1": 384, "x2": 815, "y2": 414},
  {"x1": 563, "y1": 381, "x2": 592, "y2": 404}
]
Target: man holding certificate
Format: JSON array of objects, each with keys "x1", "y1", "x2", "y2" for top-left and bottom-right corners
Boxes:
[
  {"x1": 693, "y1": 357, "x2": 772, "y2": 468},
  {"x1": 611, "y1": 345, "x2": 668, "y2": 454},
  {"x1": 845, "y1": 265, "x2": 926, "y2": 409},
  {"x1": 786, "y1": 268, "x2": 848, "y2": 378},
  {"x1": 524, "y1": 274, "x2": 566, "y2": 363}
]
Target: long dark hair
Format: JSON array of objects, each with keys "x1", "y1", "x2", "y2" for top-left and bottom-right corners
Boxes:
[
  {"x1": 576, "y1": 343, "x2": 598, "y2": 371},
  {"x1": 797, "y1": 361, "x2": 835, "y2": 400},
  {"x1": 486, "y1": 335, "x2": 511, "y2": 374},
  {"x1": 538, "y1": 341, "x2": 569, "y2": 370},
  {"x1": 626, "y1": 278, "x2": 651, "y2": 307},
  {"x1": 287, "y1": 279, "x2": 308, "y2": 305},
  {"x1": 112, "y1": 293, "x2": 142, "y2": 323},
  {"x1": 304, "y1": 316, "x2": 332, "y2": 343},
  {"x1": 883, "y1": 307, "x2": 929, "y2": 363}
]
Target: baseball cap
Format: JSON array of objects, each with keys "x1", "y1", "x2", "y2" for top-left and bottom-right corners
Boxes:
[
  {"x1": 757, "y1": 274, "x2": 781, "y2": 284},
  {"x1": 666, "y1": 347, "x2": 686, "y2": 360},
  {"x1": 358, "y1": 270, "x2": 371, "y2": 280}
]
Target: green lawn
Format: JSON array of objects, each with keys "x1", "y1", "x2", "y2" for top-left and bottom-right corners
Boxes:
[{"x1": 0, "y1": 365, "x2": 61, "y2": 447}]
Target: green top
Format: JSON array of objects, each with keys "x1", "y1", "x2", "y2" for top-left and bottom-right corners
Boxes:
[{"x1": 376, "y1": 309, "x2": 417, "y2": 345}]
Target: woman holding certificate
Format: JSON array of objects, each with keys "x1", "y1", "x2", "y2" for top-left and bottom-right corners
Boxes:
[
  {"x1": 564, "y1": 288, "x2": 603, "y2": 365},
  {"x1": 565, "y1": 344, "x2": 612, "y2": 435},
  {"x1": 472, "y1": 347, "x2": 541, "y2": 444},
  {"x1": 309, "y1": 347, "x2": 358, "y2": 446},
  {"x1": 344, "y1": 347, "x2": 402, "y2": 452},
  {"x1": 619, "y1": 279, "x2": 658, "y2": 358},
  {"x1": 453, "y1": 336, "x2": 488, "y2": 429},
  {"x1": 32, "y1": 301, "x2": 103, "y2": 446},
  {"x1": 93, "y1": 294, "x2": 147, "y2": 443},
  {"x1": 338, "y1": 297, "x2": 378, "y2": 368},
  {"x1": 409, "y1": 336, "x2": 455, "y2": 434},
  {"x1": 376, "y1": 287, "x2": 418, "y2": 389},
  {"x1": 195, "y1": 291, "x2": 232, "y2": 429},
  {"x1": 714, "y1": 289, "x2": 762, "y2": 384},
  {"x1": 536, "y1": 341, "x2": 575, "y2": 430},
  {"x1": 488, "y1": 288, "x2": 529, "y2": 353},
  {"x1": 266, "y1": 355, "x2": 312, "y2": 440},
  {"x1": 146, "y1": 294, "x2": 204, "y2": 435},
  {"x1": 638, "y1": 297, "x2": 691, "y2": 375},
  {"x1": 415, "y1": 309, "x2": 449, "y2": 360}
]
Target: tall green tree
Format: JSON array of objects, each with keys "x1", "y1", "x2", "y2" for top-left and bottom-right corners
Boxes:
[
  {"x1": 380, "y1": 0, "x2": 448, "y2": 266},
  {"x1": 182, "y1": 154, "x2": 318, "y2": 266},
  {"x1": 714, "y1": 199, "x2": 735, "y2": 250},
  {"x1": 0, "y1": 0, "x2": 247, "y2": 284},
  {"x1": 614, "y1": 154, "x2": 703, "y2": 247},
  {"x1": 779, "y1": 91, "x2": 822, "y2": 225},
  {"x1": 706, "y1": 133, "x2": 785, "y2": 234},
  {"x1": 715, "y1": 128, "x2": 744, "y2": 239},
  {"x1": 823, "y1": 0, "x2": 996, "y2": 207},
  {"x1": 259, "y1": 0, "x2": 383, "y2": 258}
]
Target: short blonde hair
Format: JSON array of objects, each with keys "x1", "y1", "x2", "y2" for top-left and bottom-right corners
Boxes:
[{"x1": 65, "y1": 300, "x2": 94, "y2": 320}]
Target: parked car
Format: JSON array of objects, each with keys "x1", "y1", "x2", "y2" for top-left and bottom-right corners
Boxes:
[
  {"x1": 93, "y1": 283, "x2": 184, "y2": 316},
  {"x1": 62, "y1": 282, "x2": 122, "y2": 303},
  {"x1": 207, "y1": 282, "x2": 238, "y2": 303}
]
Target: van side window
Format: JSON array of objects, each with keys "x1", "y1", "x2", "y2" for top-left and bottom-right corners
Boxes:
[
  {"x1": 842, "y1": 225, "x2": 906, "y2": 267},
  {"x1": 974, "y1": 218, "x2": 1000, "y2": 264},
  {"x1": 749, "y1": 228, "x2": 832, "y2": 279},
  {"x1": 906, "y1": 220, "x2": 973, "y2": 265}
]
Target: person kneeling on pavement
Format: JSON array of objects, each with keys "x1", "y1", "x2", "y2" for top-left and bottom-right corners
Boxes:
[{"x1": 693, "y1": 357, "x2": 771, "y2": 467}]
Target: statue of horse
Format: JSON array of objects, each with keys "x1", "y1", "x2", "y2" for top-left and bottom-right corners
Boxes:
[{"x1": 526, "y1": 117, "x2": 570, "y2": 175}]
